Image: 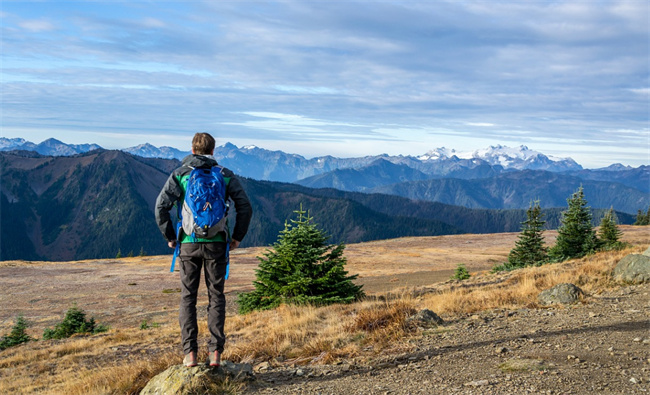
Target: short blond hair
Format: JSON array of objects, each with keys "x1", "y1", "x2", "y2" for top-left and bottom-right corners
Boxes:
[{"x1": 192, "y1": 133, "x2": 215, "y2": 155}]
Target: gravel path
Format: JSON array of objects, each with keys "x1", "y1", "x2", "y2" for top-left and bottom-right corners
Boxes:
[{"x1": 245, "y1": 283, "x2": 650, "y2": 395}]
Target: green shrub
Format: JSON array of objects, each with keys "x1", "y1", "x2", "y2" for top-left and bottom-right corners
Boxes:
[
  {"x1": 43, "y1": 306, "x2": 108, "y2": 340},
  {"x1": 451, "y1": 263, "x2": 470, "y2": 280},
  {"x1": 0, "y1": 315, "x2": 32, "y2": 350}
]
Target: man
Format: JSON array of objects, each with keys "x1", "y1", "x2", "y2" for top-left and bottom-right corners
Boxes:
[{"x1": 155, "y1": 132, "x2": 253, "y2": 367}]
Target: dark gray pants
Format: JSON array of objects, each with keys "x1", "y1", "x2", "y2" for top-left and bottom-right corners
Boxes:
[{"x1": 179, "y1": 242, "x2": 228, "y2": 355}]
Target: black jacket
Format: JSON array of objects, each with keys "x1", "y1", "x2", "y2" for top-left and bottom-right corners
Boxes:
[{"x1": 155, "y1": 154, "x2": 253, "y2": 243}]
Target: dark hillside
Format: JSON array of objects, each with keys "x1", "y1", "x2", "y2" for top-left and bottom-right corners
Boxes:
[
  {"x1": 0, "y1": 151, "x2": 635, "y2": 261},
  {"x1": 0, "y1": 150, "x2": 170, "y2": 260},
  {"x1": 370, "y1": 170, "x2": 648, "y2": 214},
  {"x1": 0, "y1": 151, "x2": 461, "y2": 260},
  {"x1": 237, "y1": 178, "x2": 461, "y2": 247},
  {"x1": 278, "y1": 186, "x2": 636, "y2": 233}
]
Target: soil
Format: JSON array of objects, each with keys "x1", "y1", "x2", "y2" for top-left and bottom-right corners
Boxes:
[{"x1": 247, "y1": 282, "x2": 650, "y2": 394}]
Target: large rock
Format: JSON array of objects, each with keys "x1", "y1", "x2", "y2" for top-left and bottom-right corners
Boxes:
[
  {"x1": 140, "y1": 361, "x2": 254, "y2": 395},
  {"x1": 643, "y1": 246, "x2": 650, "y2": 257},
  {"x1": 538, "y1": 283, "x2": 584, "y2": 305},
  {"x1": 613, "y1": 254, "x2": 650, "y2": 284},
  {"x1": 406, "y1": 309, "x2": 444, "y2": 327}
]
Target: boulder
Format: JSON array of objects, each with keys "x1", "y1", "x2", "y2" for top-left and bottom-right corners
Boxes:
[
  {"x1": 643, "y1": 246, "x2": 650, "y2": 257},
  {"x1": 406, "y1": 309, "x2": 444, "y2": 327},
  {"x1": 537, "y1": 283, "x2": 584, "y2": 305},
  {"x1": 613, "y1": 254, "x2": 650, "y2": 284},
  {"x1": 140, "y1": 361, "x2": 254, "y2": 395}
]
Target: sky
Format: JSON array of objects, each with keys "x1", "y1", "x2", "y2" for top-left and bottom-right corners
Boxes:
[{"x1": 1, "y1": 0, "x2": 648, "y2": 168}]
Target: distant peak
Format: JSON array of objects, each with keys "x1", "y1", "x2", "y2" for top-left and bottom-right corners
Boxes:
[
  {"x1": 418, "y1": 147, "x2": 456, "y2": 161},
  {"x1": 41, "y1": 138, "x2": 65, "y2": 144},
  {"x1": 221, "y1": 142, "x2": 238, "y2": 149}
]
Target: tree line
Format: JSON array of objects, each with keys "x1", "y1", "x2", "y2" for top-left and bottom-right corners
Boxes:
[{"x1": 496, "y1": 186, "x2": 628, "y2": 271}]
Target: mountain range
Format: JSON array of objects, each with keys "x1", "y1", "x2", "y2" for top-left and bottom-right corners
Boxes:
[
  {"x1": 1, "y1": 149, "x2": 637, "y2": 261},
  {"x1": 297, "y1": 159, "x2": 649, "y2": 213},
  {"x1": 1, "y1": 137, "x2": 588, "y2": 181},
  {"x1": 3, "y1": 138, "x2": 647, "y2": 212}
]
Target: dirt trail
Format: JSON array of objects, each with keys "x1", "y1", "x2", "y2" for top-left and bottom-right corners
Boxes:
[{"x1": 247, "y1": 282, "x2": 650, "y2": 394}]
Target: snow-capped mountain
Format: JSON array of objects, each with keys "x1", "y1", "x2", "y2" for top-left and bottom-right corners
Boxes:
[
  {"x1": 122, "y1": 143, "x2": 189, "y2": 160},
  {"x1": 7, "y1": 138, "x2": 641, "y2": 185},
  {"x1": 419, "y1": 145, "x2": 582, "y2": 172},
  {"x1": 0, "y1": 138, "x2": 101, "y2": 156},
  {"x1": 0, "y1": 137, "x2": 37, "y2": 151}
]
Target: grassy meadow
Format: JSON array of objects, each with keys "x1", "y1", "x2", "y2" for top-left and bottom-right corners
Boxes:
[{"x1": 0, "y1": 226, "x2": 647, "y2": 394}]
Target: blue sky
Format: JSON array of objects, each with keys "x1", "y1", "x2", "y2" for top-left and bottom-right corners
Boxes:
[{"x1": 1, "y1": 1, "x2": 648, "y2": 168}]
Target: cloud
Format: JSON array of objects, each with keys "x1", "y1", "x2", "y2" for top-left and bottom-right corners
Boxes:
[
  {"x1": 466, "y1": 123, "x2": 496, "y2": 127},
  {"x1": 0, "y1": 0, "x2": 647, "y2": 167},
  {"x1": 18, "y1": 19, "x2": 56, "y2": 32}
]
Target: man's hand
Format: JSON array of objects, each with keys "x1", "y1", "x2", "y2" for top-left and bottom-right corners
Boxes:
[
  {"x1": 231, "y1": 239, "x2": 241, "y2": 250},
  {"x1": 168, "y1": 240, "x2": 177, "y2": 249}
]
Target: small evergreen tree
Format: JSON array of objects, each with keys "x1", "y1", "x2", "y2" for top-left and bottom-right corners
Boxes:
[
  {"x1": 237, "y1": 206, "x2": 364, "y2": 314},
  {"x1": 549, "y1": 187, "x2": 598, "y2": 261},
  {"x1": 116, "y1": 249, "x2": 122, "y2": 258},
  {"x1": 634, "y1": 206, "x2": 650, "y2": 225},
  {"x1": 0, "y1": 315, "x2": 32, "y2": 350},
  {"x1": 452, "y1": 263, "x2": 470, "y2": 280},
  {"x1": 598, "y1": 207, "x2": 625, "y2": 250},
  {"x1": 506, "y1": 200, "x2": 548, "y2": 269},
  {"x1": 43, "y1": 305, "x2": 108, "y2": 340}
]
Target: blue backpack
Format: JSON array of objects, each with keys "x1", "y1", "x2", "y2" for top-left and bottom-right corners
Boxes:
[
  {"x1": 170, "y1": 166, "x2": 230, "y2": 274},
  {"x1": 181, "y1": 166, "x2": 228, "y2": 240}
]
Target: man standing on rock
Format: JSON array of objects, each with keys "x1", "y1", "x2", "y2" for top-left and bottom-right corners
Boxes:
[{"x1": 155, "y1": 132, "x2": 253, "y2": 367}]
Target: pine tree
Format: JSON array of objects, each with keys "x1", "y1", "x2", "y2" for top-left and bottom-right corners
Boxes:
[
  {"x1": 0, "y1": 315, "x2": 32, "y2": 350},
  {"x1": 634, "y1": 206, "x2": 650, "y2": 225},
  {"x1": 598, "y1": 207, "x2": 624, "y2": 250},
  {"x1": 549, "y1": 187, "x2": 598, "y2": 261},
  {"x1": 507, "y1": 200, "x2": 548, "y2": 268},
  {"x1": 237, "y1": 206, "x2": 364, "y2": 314}
]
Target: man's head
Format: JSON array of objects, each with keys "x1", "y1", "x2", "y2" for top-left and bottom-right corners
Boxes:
[{"x1": 192, "y1": 133, "x2": 216, "y2": 155}]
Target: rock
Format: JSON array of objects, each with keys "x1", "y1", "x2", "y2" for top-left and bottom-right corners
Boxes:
[
  {"x1": 254, "y1": 361, "x2": 271, "y2": 372},
  {"x1": 613, "y1": 254, "x2": 650, "y2": 284},
  {"x1": 406, "y1": 309, "x2": 444, "y2": 327},
  {"x1": 140, "y1": 361, "x2": 254, "y2": 395},
  {"x1": 538, "y1": 283, "x2": 584, "y2": 305},
  {"x1": 464, "y1": 379, "x2": 490, "y2": 387},
  {"x1": 643, "y1": 246, "x2": 650, "y2": 257}
]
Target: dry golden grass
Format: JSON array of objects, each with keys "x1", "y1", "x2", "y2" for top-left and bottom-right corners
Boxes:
[{"x1": 0, "y1": 226, "x2": 647, "y2": 394}]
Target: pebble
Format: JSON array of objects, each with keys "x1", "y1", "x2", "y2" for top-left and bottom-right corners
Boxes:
[{"x1": 464, "y1": 379, "x2": 490, "y2": 387}]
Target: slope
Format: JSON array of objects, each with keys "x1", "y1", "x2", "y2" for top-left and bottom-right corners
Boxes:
[{"x1": 370, "y1": 170, "x2": 648, "y2": 214}]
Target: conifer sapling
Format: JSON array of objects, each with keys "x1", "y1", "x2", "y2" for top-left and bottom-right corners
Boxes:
[
  {"x1": 549, "y1": 187, "x2": 598, "y2": 261},
  {"x1": 507, "y1": 200, "x2": 548, "y2": 268},
  {"x1": 237, "y1": 205, "x2": 364, "y2": 313}
]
